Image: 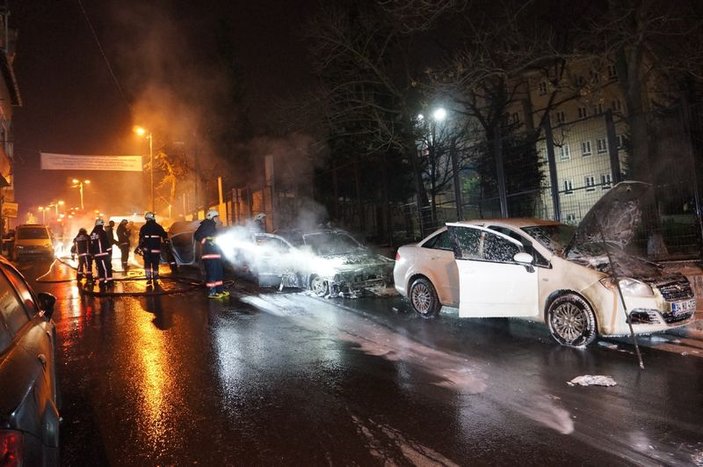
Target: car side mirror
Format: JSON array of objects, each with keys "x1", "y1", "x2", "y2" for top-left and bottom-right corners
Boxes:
[
  {"x1": 38, "y1": 292, "x2": 56, "y2": 319},
  {"x1": 513, "y1": 252, "x2": 535, "y2": 273}
]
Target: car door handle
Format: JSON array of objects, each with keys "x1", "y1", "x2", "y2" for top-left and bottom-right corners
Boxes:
[{"x1": 37, "y1": 354, "x2": 47, "y2": 367}]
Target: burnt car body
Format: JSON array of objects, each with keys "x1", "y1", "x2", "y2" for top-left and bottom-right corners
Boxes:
[
  {"x1": 208, "y1": 226, "x2": 395, "y2": 295},
  {"x1": 166, "y1": 220, "x2": 204, "y2": 267},
  {"x1": 0, "y1": 255, "x2": 60, "y2": 464},
  {"x1": 276, "y1": 229, "x2": 395, "y2": 296}
]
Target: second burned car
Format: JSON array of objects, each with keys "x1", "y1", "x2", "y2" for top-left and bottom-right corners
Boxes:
[{"x1": 170, "y1": 222, "x2": 395, "y2": 296}]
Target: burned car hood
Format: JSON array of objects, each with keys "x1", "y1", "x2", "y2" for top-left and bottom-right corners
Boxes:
[
  {"x1": 320, "y1": 250, "x2": 394, "y2": 268},
  {"x1": 565, "y1": 181, "x2": 659, "y2": 277}
]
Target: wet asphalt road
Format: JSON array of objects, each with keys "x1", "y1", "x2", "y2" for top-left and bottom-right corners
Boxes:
[{"x1": 17, "y1": 258, "x2": 703, "y2": 466}]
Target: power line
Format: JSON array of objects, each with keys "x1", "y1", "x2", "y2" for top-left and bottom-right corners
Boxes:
[{"x1": 76, "y1": 0, "x2": 131, "y2": 110}]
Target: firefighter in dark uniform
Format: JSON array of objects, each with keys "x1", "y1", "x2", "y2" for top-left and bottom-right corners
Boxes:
[
  {"x1": 194, "y1": 209, "x2": 228, "y2": 298},
  {"x1": 116, "y1": 219, "x2": 131, "y2": 270},
  {"x1": 105, "y1": 220, "x2": 117, "y2": 276},
  {"x1": 90, "y1": 218, "x2": 114, "y2": 290},
  {"x1": 138, "y1": 211, "x2": 167, "y2": 287},
  {"x1": 70, "y1": 227, "x2": 92, "y2": 282}
]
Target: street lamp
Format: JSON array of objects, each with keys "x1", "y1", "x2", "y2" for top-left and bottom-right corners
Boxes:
[
  {"x1": 71, "y1": 179, "x2": 90, "y2": 210},
  {"x1": 134, "y1": 126, "x2": 154, "y2": 212}
]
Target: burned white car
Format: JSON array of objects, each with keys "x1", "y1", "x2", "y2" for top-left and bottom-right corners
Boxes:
[
  {"x1": 393, "y1": 181, "x2": 697, "y2": 347},
  {"x1": 213, "y1": 227, "x2": 394, "y2": 296},
  {"x1": 277, "y1": 229, "x2": 395, "y2": 296}
]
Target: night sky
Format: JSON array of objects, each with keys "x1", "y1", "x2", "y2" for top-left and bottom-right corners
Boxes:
[{"x1": 9, "y1": 0, "x2": 317, "y2": 217}]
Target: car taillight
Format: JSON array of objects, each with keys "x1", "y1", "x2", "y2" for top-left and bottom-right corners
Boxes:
[{"x1": 0, "y1": 430, "x2": 22, "y2": 467}]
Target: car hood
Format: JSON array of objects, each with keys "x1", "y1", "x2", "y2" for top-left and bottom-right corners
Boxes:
[
  {"x1": 320, "y1": 250, "x2": 394, "y2": 268},
  {"x1": 565, "y1": 180, "x2": 659, "y2": 277}
]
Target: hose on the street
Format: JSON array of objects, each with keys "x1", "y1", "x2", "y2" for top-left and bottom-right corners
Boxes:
[{"x1": 33, "y1": 257, "x2": 235, "y2": 297}]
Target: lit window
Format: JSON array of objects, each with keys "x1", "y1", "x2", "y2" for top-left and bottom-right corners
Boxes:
[
  {"x1": 581, "y1": 140, "x2": 592, "y2": 156},
  {"x1": 596, "y1": 138, "x2": 608, "y2": 153},
  {"x1": 585, "y1": 175, "x2": 596, "y2": 192},
  {"x1": 559, "y1": 144, "x2": 571, "y2": 161},
  {"x1": 564, "y1": 179, "x2": 574, "y2": 194}
]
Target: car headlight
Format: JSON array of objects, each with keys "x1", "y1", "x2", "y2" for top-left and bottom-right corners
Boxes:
[{"x1": 618, "y1": 278, "x2": 654, "y2": 297}]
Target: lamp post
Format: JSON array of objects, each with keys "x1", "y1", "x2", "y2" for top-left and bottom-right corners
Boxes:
[
  {"x1": 134, "y1": 126, "x2": 154, "y2": 212},
  {"x1": 71, "y1": 179, "x2": 90, "y2": 210}
]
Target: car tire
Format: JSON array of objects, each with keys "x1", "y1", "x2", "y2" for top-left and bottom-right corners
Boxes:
[
  {"x1": 547, "y1": 294, "x2": 597, "y2": 347},
  {"x1": 310, "y1": 275, "x2": 329, "y2": 297},
  {"x1": 409, "y1": 277, "x2": 441, "y2": 318}
]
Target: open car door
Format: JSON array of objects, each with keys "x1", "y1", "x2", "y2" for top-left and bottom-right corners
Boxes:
[{"x1": 447, "y1": 223, "x2": 539, "y2": 318}]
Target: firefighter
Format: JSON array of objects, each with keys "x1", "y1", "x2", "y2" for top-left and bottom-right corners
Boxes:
[
  {"x1": 105, "y1": 219, "x2": 117, "y2": 276},
  {"x1": 138, "y1": 211, "x2": 167, "y2": 287},
  {"x1": 194, "y1": 209, "x2": 228, "y2": 298},
  {"x1": 116, "y1": 219, "x2": 131, "y2": 270},
  {"x1": 70, "y1": 227, "x2": 93, "y2": 282},
  {"x1": 90, "y1": 218, "x2": 114, "y2": 290}
]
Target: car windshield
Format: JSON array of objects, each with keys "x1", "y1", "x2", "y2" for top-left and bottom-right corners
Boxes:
[
  {"x1": 303, "y1": 232, "x2": 361, "y2": 255},
  {"x1": 521, "y1": 224, "x2": 575, "y2": 256},
  {"x1": 17, "y1": 227, "x2": 49, "y2": 240}
]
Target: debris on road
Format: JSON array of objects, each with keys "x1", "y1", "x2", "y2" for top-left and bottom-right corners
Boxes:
[{"x1": 567, "y1": 375, "x2": 617, "y2": 387}]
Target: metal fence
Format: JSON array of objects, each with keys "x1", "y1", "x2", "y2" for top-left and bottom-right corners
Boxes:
[{"x1": 307, "y1": 102, "x2": 703, "y2": 259}]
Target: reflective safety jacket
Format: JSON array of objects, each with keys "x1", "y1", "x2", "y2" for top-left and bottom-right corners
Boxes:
[
  {"x1": 193, "y1": 218, "x2": 222, "y2": 260},
  {"x1": 71, "y1": 231, "x2": 91, "y2": 256},
  {"x1": 89, "y1": 226, "x2": 112, "y2": 258},
  {"x1": 139, "y1": 219, "x2": 168, "y2": 254}
]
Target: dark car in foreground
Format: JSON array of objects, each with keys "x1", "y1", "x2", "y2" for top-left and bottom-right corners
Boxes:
[{"x1": 0, "y1": 255, "x2": 60, "y2": 465}]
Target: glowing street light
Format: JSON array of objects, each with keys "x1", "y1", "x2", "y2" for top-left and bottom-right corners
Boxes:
[
  {"x1": 71, "y1": 179, "x2": 90, "y2": 210},
  {"x1": 134, "y1": 126, "x2": 154, "y2": 212}
]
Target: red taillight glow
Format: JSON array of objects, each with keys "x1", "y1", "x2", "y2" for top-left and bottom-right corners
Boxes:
[
  {"x1": 0, "y1": 430, "x2": 22, "y2": 467},
  {"x1": 395, "y1": 251, "x2": 400, "y2": 261}
]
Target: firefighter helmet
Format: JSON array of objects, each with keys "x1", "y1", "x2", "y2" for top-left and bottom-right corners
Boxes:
[
  {"x1": 95, "y1": 218, "x2": 105, "y2": 226},
  {"x1": 254, "y1": 212, "x2": 266, "y2": 221},
  {"x1": 144, "y1": 211, "x2": 155, "y2": 221},
  {"x1": 206, "y1": 209, "x2": 219, "y2": 220}
]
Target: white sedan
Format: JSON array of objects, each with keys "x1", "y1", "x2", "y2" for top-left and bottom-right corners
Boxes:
[{"x1": 393, "y1": 215, "x2": 696, "y2": 347}]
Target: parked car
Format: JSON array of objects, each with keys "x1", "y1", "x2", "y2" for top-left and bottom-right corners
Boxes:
[
  {"x1": 11, "y1": 224, "x2": 55, "y2": 261},
  {"x1": 276, "y1": 228, "x2": 395, "y2": 296},
  {"x1": 192, "y1": 225, "x2": 392, "y2": 295},
  {"x1": 0, "y1": 255, "x2": 60, "y2": 465},
  {"x1": 393, "y1": 181, "x2": 697, "y2": 347},
  {"x1": 166, "y1": 220, "x2": 203, "y2": 267}
]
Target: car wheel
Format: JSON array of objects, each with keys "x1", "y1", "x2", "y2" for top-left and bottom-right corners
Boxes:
[
  {"x1": 547, "y1": 294, "x2": 597, "y2": 347},
  {"x1": 409, "y1": 277, "x2": 441, "y2": 318},
  {"x1": 310, "y1": 275, "x2": 329, "y2": 297}
]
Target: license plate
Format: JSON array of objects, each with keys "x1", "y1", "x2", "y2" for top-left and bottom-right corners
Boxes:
[{"x1": 671, "y1": 298, "x2": 696, "y2": 315}]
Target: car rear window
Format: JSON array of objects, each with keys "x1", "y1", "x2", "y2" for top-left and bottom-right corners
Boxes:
[
  {"x1": 16, "y1": 227, "x2": 50, "y2": 240},
  {"x1": 0, "y1": 270, "x2": 30, "y2": 337}
]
